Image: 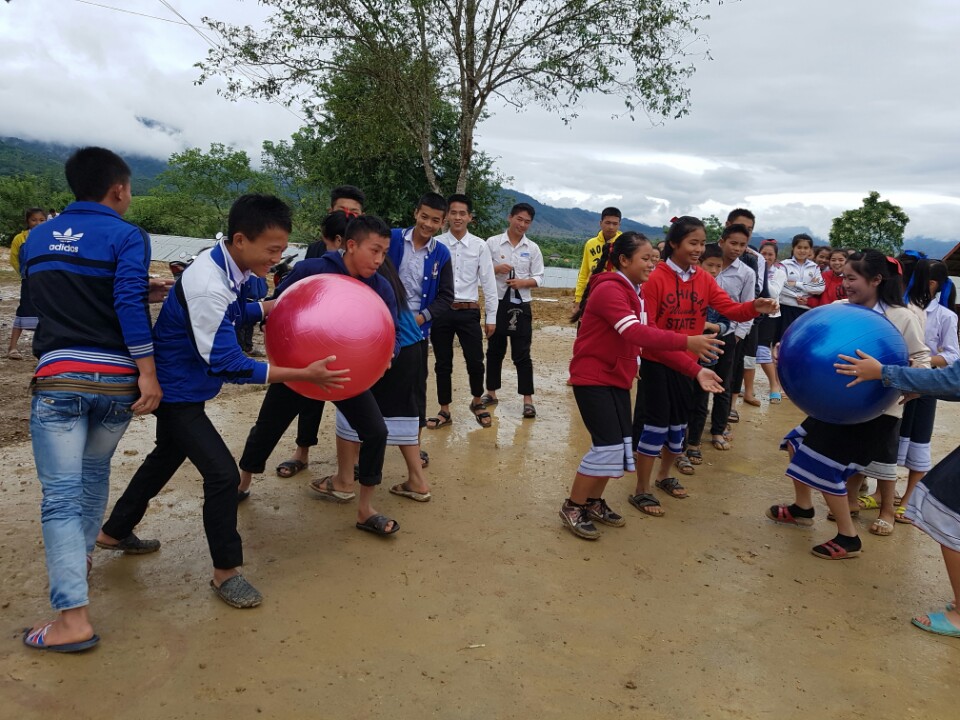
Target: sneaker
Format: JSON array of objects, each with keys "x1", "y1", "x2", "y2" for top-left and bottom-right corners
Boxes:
[
  {"x1": 586, "y1": 497, "x2": 626, "y2": 527},
  {"x1": 559, "y1": 500, "x2": 600, "y2": 540}
]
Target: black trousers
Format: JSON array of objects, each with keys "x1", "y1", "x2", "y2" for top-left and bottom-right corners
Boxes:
[
  {"x1": 239, "y1": 383, "x2": 387, "y2": 486},
  {"x1": 431, "y1": 308, "x2": 485, "y2": 404},
  {"x1": 688, "y1": 334, "x2": 738, "y2": 444},
  {"x1": 730, "y1": 329, "x2": 751, "y2": 394},
  {"x1": 486, "y1": 302, "x2": 534, "y2": 395},
  {"x1": 102, "y1": 402, "x2": 243, "y2": 570}
]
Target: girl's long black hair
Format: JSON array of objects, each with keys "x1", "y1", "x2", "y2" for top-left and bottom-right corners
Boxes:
[
  {"x1": 570, "y1": 231, "x2": 652, "y2": 323},
  {"x1": 845, "y1": 249, "x2": 906, "y2": 308},
  {"x1": 661, "y1": 216, "x2": 705, "y2": 262},
  {"x1": 906, "y1": 259, "x2": 956, "y2": 312}
]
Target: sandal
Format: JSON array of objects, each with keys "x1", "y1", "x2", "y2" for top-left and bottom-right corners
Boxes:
[
  {"x1": 210, "y1": 575, "x2": 263, "y2": 608},
  {"x1": 7, "y1": 349, "x2": 23, "y2": 360},
  {"x1": 425, "y1": 410, "x2": 452, "y2": 429},
  {"x1": 655, "y1": 476, "x2": 688, "y2": 499},
  {"x1": 826, "y1": 509, "x2": 859, "y2": 522},
  {"x1": 674, "y1": 454, "x2": 695, "y2": 476},
  {"x1": 389, "y1": 482, "x2": 431, "y2": 503},
  {"x1": 356, "y1": 514, "x2": 400, "y2": 536},
  {"x1": 711, "y1": 437, "x2": 731, "y2": 451},
  {"x1": 627, "y1": 492, "x2": 664, "y2": 517},
  {"x1": 470, "y1": 401, "x2": 492, "y2": 428},
  {"x1": 276, "y1": 459, "x2": 307, "y2": 478},
  {"x1": 911, "y1": 612, "x2": 960, "y2": 638},
  {"x1": 22, "y1": 623, "x2": 100, "y2": 653},
  {"x1": 522, "y1": 403, "x2": 537, "y2": 419},
  {"x1": 769, "y1": 392, "x2": 783, "y2": 404},
  {"x1": 559, "y1": 501, "x2": 600, "y2": 539},
  {"x1": 309, "y1": 475, "x2": 356, "y2": 503},
  {"x1": 895, "y1": 506, "x2": 913, "y2": 524},
  {"x1": 586, "y1": 498, "x2": 625, "y2": 527},
  {"x1": 728, "y1": 410, "x2": 740, "y2": 423},
  {"x1": 420, "y1": 449, "x2": 429, "y2": 468},
  {"x1": 766, "y1": 504, "x2": 815, "y2": 527},
  {"x1": 856, "y1": 495, "x2": 880, "y2": 511},
  {"x1": 95, "y1": 533, "x2": 161, "y2": 554},
  {"x1": 811, "y1": 539, "x2": 861, "y2": 560},
  {"x1": 480, "y1": 394, "x2": 499, "y2": 406},
  {"x1": 869, "y1": 518, "x2": 894, "y2": 536},
  {"x1": 686, "y1": 447, "x2": 703, "y2": 466}
]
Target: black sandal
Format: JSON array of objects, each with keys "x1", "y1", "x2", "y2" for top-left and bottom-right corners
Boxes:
[
  {"x1": 425, "y1": 410, "x2": 452, "y2": 429},
  {"x1": 470, "y1": 401, "x2": 492, "y2": 428},
  {"x1": 655, "y1": 476, "x2": 689, "y2": 499},
  {"x1": 686, "y1": 447, "x2": 703, "y2": 465},
  {"x1": 627, "y1": 492, "x2": 664, "y2": 517}
]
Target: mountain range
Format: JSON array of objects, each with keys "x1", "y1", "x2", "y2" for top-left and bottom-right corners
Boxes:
[{"x1": 2, "y1": 136, "x2": 956, "y2": 257}]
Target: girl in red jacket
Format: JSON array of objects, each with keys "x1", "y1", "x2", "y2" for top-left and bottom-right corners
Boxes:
[
  {"x1": 561, "y1": 232, "x2": 725, "y2": 540},
  {"x1": 632, "y1": 217, "x2": 779, "y2": 510}
]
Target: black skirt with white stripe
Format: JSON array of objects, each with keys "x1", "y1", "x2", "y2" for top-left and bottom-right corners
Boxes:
[{"x1": 573, "y1": 385, "x2": 635, "y2": 478}]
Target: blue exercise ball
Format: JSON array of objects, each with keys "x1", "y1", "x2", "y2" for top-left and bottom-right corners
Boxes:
[{"x1": 778, "y1": 303, "x2": 909, "y2": 424}]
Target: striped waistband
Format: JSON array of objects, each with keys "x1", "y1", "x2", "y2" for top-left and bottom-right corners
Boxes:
[{"x1": 31, "y1": 376, "x2": 139, "y2": 396}]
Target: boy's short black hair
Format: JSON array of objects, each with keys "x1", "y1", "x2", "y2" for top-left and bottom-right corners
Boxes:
[
  {"x1": 345, "y1": 214, "x2": 391, "y2": 244},
  {"x1": 510, "y1": 202, "x2": 536, "y2": 220},
  {"x1": 65, "y1": 147, "x2": 131, "y2": 202},
  {"x1": 416, "y1": 192, "x2": 448, "y2": 214},
  {"x1": 447, "y1": 193, "x2": 472, "y2": 213},
  {"x1": 330, "y1": 184, "x2": 366, "y2": 211},
  {"x1": 226, "y1": 194, "x2": 292, "y2": 244},
  {"x1": 726, "y1": 208, "x2": 755, "y2": 224},
  {"x1": 721, "y1": 223, "x2": 751, "y2": 240},
  {"x1": 700, "y1": 244, "x2": 723, "y2": 261},
  {"x1": 601, "y1": 206, "x2": 622, "y2": 220}
]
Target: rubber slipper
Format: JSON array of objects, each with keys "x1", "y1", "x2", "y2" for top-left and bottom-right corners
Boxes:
[
  {"x1": 728, "y1": 410, "x2": 740, "y2": 423},
  {"x1": 674, "y1": 454, "x2": 695, "y2": 476},
  {"x1": 911, "y1": 612, "x2": 960, "y2": 637},
  {"x1": 869, "y1": 518, "x2": 894, "y2": 536},
  {"x1": 420, "y1": 450, "x2": 429, "y2": 468},
  {"x1": 389, "y1": 483, "x2": 431, "y2": 503},
  {"x1": 686, "y1": 447, "x2": 703, "y2": 465},
  {"x1": 426, "y1": 410, "x2": 452, "y2": 429},
  {"x1": 766, "y1": 504, "x2": 814, "y2": 527},
  {"x1": 470, "y1": 402, "x2": 492, "y2": 428},
  {"x1": 211, "y1": 575, "x2": 262, "y2": 608},
  {"x1": 7, "y1": 349, "x2": 23, "y2": 360},
  {"x1": 895, "y1": 506, "x2": 913, "y2": 524},
  {"x1": 711, "y1": 437, "x2": 731, "y2": 451},
  {"x1": 356, "y1": 514, "x2": 399, "y2": 536},
  {"x1": 480, "y1": 394, "x2": 498, "y2": 406},
  {"x1": 522, "y1": 403, "x2": 537, "y2": 419},
  {"x1": 769, "y1": 392, "x2": 783, "y2": 404},
  {"x1": 627, "y1": 492, "x2": 664, "y2": 517},
  {"x1": 276, "y1": 459, "x2": 307, "y2": 478},
  {"x1": 856, "y1": 495, "x2": 880, "y2": 511},
  {"x1": 237, "y1": 490, "x2": 251, "y2": 503},
  {"x1": 811, "y1": 539, "x2": 861, "y2": 560},
  {"x1": 95, "y1": 533, "x2": 160, "y2": 554},
  {"x1": 309, "y1": 475, "x2": 356, "y2": 503},
  {"x1": 826, "y1": 509, "x2": 859, "y2": 522},
  {"x1": 23, "y1": 623, "x2": 100, "y2": 653}
]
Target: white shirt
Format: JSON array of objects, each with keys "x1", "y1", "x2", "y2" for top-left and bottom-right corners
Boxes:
[
  {"x1": 925, "y1": 298, "x2": 960, "y2": 365},
  {"x1": 486, "y1": 233, "x2": 545, "y2": 303},
  {"x1": 764, "y1": 262, "x2": 787, "y2": 318},
  {"x1": 437, "y1": 229, "x2": 499, "y2": 319},
  {"x1": 398, "y1": 230, "x2": 434, "y2": 313},
  {"x1": 716, "y1": 256, "x2": 756, "y2": 338},
  {"x1": 665, "y1": 257, "x2": 696, "y2": 282}
]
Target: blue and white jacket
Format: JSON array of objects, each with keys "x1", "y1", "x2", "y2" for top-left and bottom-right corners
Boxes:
[
  {"x1": 154, "y1": 240, "x2": 268, "y2": 403},
  {"x1": 22, "y1": 201, "x2": 153, "y2": 374},
  {"x1": 276, "y1": 250, "x2": 401, "y2": 357},
  {"x1": 389, "y1": 227, "x2": 453, "y2": 339}
]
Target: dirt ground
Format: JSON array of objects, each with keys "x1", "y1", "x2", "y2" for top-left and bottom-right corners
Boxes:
[{"x1": 1, "y1": 261, "x2": 958, "y2": 720}]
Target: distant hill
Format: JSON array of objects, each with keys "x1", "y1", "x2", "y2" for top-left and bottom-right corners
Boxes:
[{"x1": 0, "y1": 137, "x2": 167, "y2": 192}]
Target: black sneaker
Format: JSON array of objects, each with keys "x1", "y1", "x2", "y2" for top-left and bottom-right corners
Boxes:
[
  {"x1": 586, "y1": 497, "x2": 626, "y2": 527},
  {"x1": 559, "y1": 500, "x2": 600, "y2": 540}
]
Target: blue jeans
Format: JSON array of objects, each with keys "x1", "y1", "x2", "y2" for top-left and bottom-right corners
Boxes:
[{"x1": 31, "y1": 373, "x2": 137, "y2": 611}]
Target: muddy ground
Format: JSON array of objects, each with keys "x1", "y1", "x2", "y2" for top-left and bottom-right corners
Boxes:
[{"x1": 0, "y1": 261, "x2": 957, "y2": 719}]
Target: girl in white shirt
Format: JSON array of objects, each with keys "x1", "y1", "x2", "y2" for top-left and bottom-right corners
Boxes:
[
  {"x1": 756, "y1": 240, "x2": 787, "y2": 401},
  {"x1": 778, "y1": 234, "x2": 824, "y2": 337}
]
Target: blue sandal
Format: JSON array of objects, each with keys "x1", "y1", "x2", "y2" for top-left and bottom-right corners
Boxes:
[{"x1": 911, "y1": 612, "x2": 960, "y2": 637}]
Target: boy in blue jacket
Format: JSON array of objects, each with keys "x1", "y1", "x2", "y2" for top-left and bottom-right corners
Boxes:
[{"x1": 98, "y1": 194, "x2": 346, "y2": 609}]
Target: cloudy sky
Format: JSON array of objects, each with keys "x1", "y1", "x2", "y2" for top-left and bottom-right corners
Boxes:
[{"x1": 2, "y1": 1, "x2": 959, "y2": 240}]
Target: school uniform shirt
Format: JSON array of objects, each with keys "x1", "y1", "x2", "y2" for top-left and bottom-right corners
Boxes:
[
  {"x1": 153, "y1": 240, "x2": 268, "y2": 403},
  {"x1": 486, "y1": 233, "x2": 545, "y2": 302},
  {"x1": 715, "y1": 256, "x2": 756, "y2": 339},
  {"x1": 570, "y1": 271, "x2": 698, "y2": 388},
  {"x1": 436, "y1": 229, "x2": 499, "y2": 319},
  {"x1": 764, "y1": 262, "x2": 787, "y2": 318},
  {"x1": 808, "y1": 269, "x2": 846, "y2": 307},
  {"x1": 779, "y1": 258, "x2": 824, "y2": 307},
  {"x1": 574, "y1": 230, "x2": 621, "y2": 303},
  {"x1": 639, "y1": 260, "x2": 759, "y2": 367},
  {"x1": 388, "y1": 227, "x2": 454, "y2": 339},
  {"x1": 21, "y1": 201, "x2": 154, "y2": 376},
  {"x1": 924, "y1": 298, "x2": 960, "y2": 364}
]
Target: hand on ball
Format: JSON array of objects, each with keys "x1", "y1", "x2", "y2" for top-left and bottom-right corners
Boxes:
[
  {"x1": 303, "y1": 355, "x2": 351, "y2": 390},
  {"x1": 834, "y1": 349, "x2": 883, "y2": 386}
]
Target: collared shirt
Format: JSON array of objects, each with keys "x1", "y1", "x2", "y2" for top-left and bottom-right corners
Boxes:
[
  {"x1": 665, "y1": 257, "x2": 696, "y2": 282},
  {"x1": 925, "y1": 298, "x2": 960, "y2": 364},
  {"x1": 436, "y1": 229, "x2": 499, "y2": 319},
  {"x1": 716, "y1": 256, "x2": 757, "y2": 338},
  {"x1": 486, "y1": 232, "x2": 545, "y2": 303},
  {"x1": 399, "y1": 230, "x2": 434, "y2": 313}
]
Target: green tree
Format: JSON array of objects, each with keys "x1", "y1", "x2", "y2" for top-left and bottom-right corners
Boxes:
[
  {"x1": 198, "y1": 0, "x2": 714, "y2": 194},
  {"x1": 0, "y1": 174, "x2": 71, "y2": 245},
  {"x1": 829, "y1": 191, "x2": 909, "y2": 255}
]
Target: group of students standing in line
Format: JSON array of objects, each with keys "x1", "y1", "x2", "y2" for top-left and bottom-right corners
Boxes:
[
  {"x1": 14, "y1": 146, "x2": 556, "y2": 653},
  {"x1": 562, "y1": 207, "x2": 960, "y2": 639}
]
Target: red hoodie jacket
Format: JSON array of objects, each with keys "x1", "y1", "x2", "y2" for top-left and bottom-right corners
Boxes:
[
  {"x1": 640, "y1": 262, "x2": 759, "y2": 366},
  {"x1": 808, "y1": 269, "x2": 846, "y2": 307},
  {"x1": 570, "y1": 272, "x2": 701, "y2": 388}
]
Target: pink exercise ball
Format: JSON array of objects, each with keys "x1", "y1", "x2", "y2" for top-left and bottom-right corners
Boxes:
[{"x1": 264, "y1": 274, "x2": 395, "y2": 402}]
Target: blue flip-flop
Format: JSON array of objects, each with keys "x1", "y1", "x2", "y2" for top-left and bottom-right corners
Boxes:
[
  {"x1": 911, "y1": 612, "x2": 960, "y2": 638},
  {"x1": 23, "y1": 622, "x2": 100, "y2": 653},
  {"x1": 769, "y1": 392, "x2": 783, "y2": 404}
]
